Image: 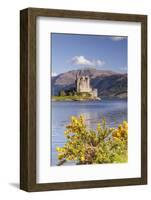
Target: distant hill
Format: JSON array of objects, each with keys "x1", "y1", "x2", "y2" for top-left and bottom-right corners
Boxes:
[{"x1": 52, "y1": 69, "x2": 127, "y2": 98}]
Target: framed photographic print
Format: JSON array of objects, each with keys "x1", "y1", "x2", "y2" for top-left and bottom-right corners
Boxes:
[{"x1": 20, "y1": 8, "x2": 147, "y2": 191}]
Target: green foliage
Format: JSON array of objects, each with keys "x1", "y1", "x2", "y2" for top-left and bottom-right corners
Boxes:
[
  {"x1": 68, "y1": 92, "x2": 73, "y2": 96},
  {"x1": 56, "y1": 116, "x2": 128, "y2": 165},
  {"x1": 58, "y1": 90, "x2": 91, "y2": 98},
  {"x1": 77, "y1": 92, "x2": 92, "y2": 97},
  {"x1": 52, "y1": 94, "x2": 93, "y2": 101},
  {"x1": 59, "y1": 90, "x2": 66, "y2": 96}
]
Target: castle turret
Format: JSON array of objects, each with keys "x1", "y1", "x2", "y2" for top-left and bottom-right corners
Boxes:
[{"x1": 75, "y1": 73, "x2": 99, "y2": 99}]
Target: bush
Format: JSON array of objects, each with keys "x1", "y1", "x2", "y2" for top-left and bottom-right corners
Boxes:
[
  {"x1": 56, "y1": 115, "x2": 128, "y2": 165},
  {"x1": 77, "y1": 92, "x2": 91, "y2": 97},
  {"x1": 59, "y1": 90, "x2": 66, "y2": 96}
]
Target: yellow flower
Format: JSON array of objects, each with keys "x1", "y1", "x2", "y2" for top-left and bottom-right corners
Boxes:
[
  {"x1": 56, "y1": 116, "x2": 128, "y2": 165},
  {"x1": 81, "y1": 156, "x2": 85, "y2": 161},
  {"x1": 56, "y1": 147, "x2": 61, "y2": 152}
]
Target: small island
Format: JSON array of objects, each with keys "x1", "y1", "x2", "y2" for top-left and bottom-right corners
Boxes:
[{"x1": 52, "y1": 73, "x2": 101, "y2": 101}]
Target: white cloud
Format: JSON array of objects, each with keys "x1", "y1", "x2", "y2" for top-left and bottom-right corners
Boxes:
[
  {"x1": 52, "y1": 72, "x2": 57, "y2": 77},
  {"x1": 72, "y1": 56, "x2": 93, "y2": 66},
  {"x1": 71, "y1": 56, "x2": 105, "y2": 67},
  {"x1": 111, "y1": 36, "x2": 126, "y2": 41},
  {"x1": 96, "y1": 59, "x2": 105, "y2": 66}
]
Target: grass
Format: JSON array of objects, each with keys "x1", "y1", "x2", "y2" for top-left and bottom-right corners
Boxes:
[{"x1": 52, "y1": 95, "x2": 94, "y2": 101}]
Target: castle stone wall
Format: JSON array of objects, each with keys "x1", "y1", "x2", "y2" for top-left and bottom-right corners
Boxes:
[{"x1": 76, "y1": 75, "x2": 98, "y2": 98}]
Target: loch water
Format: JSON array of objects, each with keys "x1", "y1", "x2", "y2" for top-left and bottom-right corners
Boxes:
[{"x1": 51, "y1": 99, "x2": 127, "y2": 166}]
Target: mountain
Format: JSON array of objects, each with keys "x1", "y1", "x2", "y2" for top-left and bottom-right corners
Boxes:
[{"x1": 52, "y1": 69, "x2": 127, "y2": 98}]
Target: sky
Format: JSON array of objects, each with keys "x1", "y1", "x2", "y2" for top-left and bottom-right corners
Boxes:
[{"x1": 51, "y1": 33, "x2": 127, "y2": 76}]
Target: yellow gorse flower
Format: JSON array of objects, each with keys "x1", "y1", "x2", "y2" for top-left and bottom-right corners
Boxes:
[
  {"x1": 112, "y1": 121, "x2": 128, "y2": 140},
  {"x1": 56, "y1": 115, "x2": 128, "y2": 165}
]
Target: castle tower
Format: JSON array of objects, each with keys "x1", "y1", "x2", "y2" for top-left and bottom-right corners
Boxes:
[
  {"x1": 85, "y1": 76, "x2": 90, "y2": 89},
  {"x1": 75, "y1": 71, "x2": 99, "y2": 99},
  {"x1": 75, "y1": 73, "x2": 80, "y2": 93},
  {"x1": 76, "y1": 74, "x2": 91, "y2": 93}
]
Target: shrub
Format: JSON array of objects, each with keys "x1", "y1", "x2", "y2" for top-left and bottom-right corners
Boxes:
[
  {"x1": 56, "y1": 115, "x2": 128, "y2": 165},
  {"x1": 59, "y1": 90, "x2": 66, "y2": 96},
  {"x1": 77, "y1": 92, "x2": 91, "y2": 97}
]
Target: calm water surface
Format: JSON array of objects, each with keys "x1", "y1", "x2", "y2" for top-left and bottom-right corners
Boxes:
[{"x1": 51, "y1": 99, "x2": 127, "y2": 166}]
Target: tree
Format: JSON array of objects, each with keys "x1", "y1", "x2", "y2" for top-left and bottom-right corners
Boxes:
[
  {"x1": 68, "y1": 92, "x2": 73, "y2": 96},
  {"x1": 56, "y1": 115, "x2": 128, "y2": 165},
  {"x1": 59, "y1": 90, "x2": 66, "y2": 96}
]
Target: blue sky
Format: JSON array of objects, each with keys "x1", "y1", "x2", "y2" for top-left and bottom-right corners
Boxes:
[{"x1": 51, "y1": 33, "x2": 127, "y2": 76}]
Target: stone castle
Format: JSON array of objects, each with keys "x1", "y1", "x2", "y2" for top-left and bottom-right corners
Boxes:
[{"x1": 75, "y1": 74, "x2": 98, "y2": 98}]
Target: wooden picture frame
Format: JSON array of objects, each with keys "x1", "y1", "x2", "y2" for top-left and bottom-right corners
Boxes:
[{"x1": 20, "y1": 7, "x2": 147, "y2": 192}]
